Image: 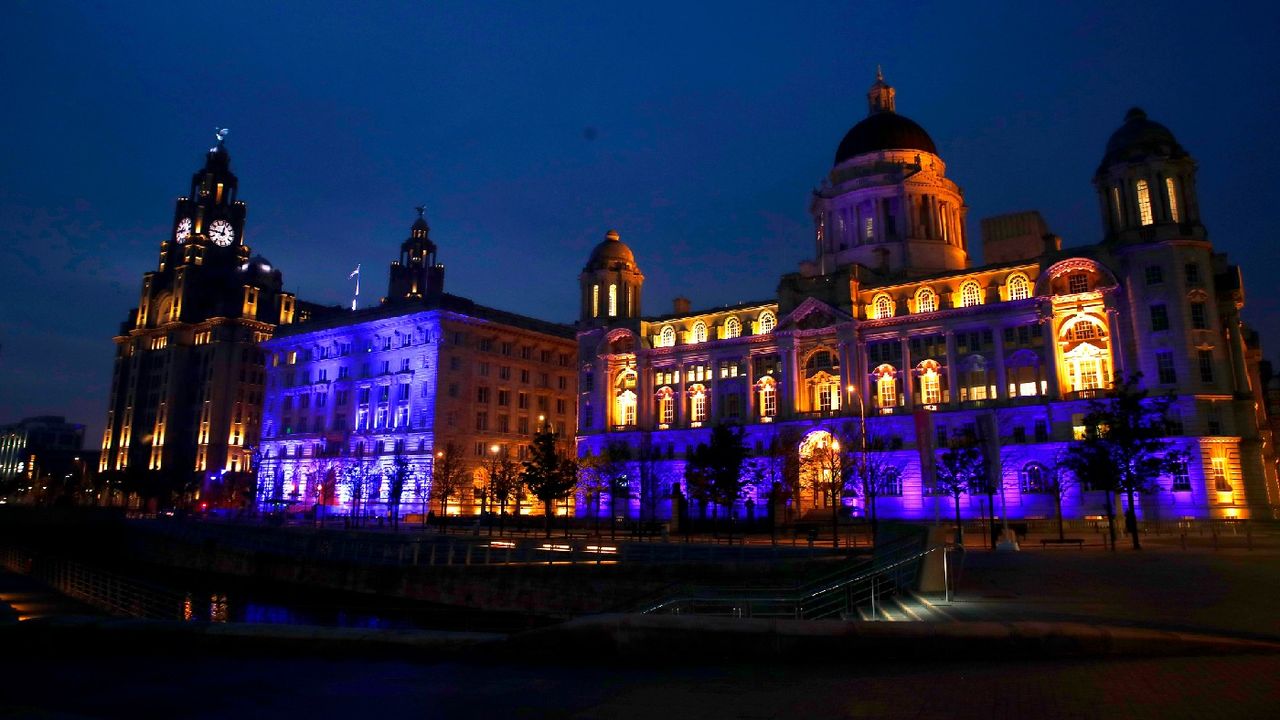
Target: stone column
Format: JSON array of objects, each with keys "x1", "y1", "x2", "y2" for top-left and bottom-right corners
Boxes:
[
  {"x1": 745, "y1": 352, "x2": 757, "y2": 420},
  {"x1": 637, "y1": 358, "x2": 652, "y2": 429},
  {"x1": 676, "y1": 360, "x2": 687, "y2": 427},
  {"x1": 900, "y1": 337, "x2": 914, "y2": 408},
  {"x1": 993, "y1": 328, "x2": 1008, "y2": 400},
  {"x1": 944, "y1": 331, "x2": 958, "y2": 406}
]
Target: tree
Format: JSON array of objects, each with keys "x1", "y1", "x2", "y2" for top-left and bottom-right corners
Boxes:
[
  {"x1": 431, "y1": 442, "x2": 468, "y2": 533},
  {"x1": 485, "y1": 447, "x2": 523, "y2": 536},
  {"x1": 846, "y1": 435, "x2": 902, "y2": 539},
  {"x1": 576, "y1": 450, "x2": 608, "y2": 535},
  {"x1": 1044, "y1": 450, "x2": 1076, "y2": 543},
  {"x1": 806, "y1": 428, "x2": 850, "y2": 549},
  {"x1": 599, "y1": 441, "x2": 633, "y2": 540},
  {"x1": 705, "y1": 424, "x2": 749, "y2": 543},
  {"x1": 1065, "y1": 374, "x2": 1184, "y2": 550},
  {"x1": 684, "y1": 443, "x2": 714, "y2": 521},
  {"x1": 340, "y1": 462, "x2": 368, "y2": 527},
  {"x1": 521, "y1": 428, "x2": 579, "y2": 538},
  {"x1": 935, "y1": 430, "x2": 986, "y2": 545},
  {"x1": 635, "y1": 434, "x2": 666, "y2": 524},
  {"x1": 386, "y1": 451, "x2": 413, "y2": 532}
]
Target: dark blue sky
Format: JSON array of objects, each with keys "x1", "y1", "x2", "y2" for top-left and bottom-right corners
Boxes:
[{"x1": 3, "y1": 2, "x2": 1279, "y2": 444}]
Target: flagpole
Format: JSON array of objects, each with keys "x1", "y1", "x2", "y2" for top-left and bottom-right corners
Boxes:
[{"x1": 349, "y1": 264, "x2": 361, "y2": 311}]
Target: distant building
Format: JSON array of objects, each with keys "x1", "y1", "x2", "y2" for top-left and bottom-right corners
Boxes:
[
  {"x1": 0, "y1": 416, "x2": 87, "y2": 497},
  {"x1": 97, "y1": 136, "x2": 336, "y2": 505},
  {"x1": 577, "y1": 71, "x2": 1280, "y2": 522},
  {"x1": 255, "y1": 211, "x2": 578, "y2": 517}
]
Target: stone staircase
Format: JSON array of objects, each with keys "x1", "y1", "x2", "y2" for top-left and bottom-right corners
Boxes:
[{"x1": 856, "y1": 590, "x2": 953, "y2": 622}]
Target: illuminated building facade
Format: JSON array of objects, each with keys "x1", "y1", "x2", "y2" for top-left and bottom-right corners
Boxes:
[
  {"x1": 98, "y1": 136, "x2": 332, "y2": 503},
  {"x1": 255, "y1": 211, "x2": 578, "y2": 517},
  {"x1": 577, "y1": 72, "x2": 1280, "y2": 522},
  {"x1": 0, "y1": 416, "x2": 86, "y2": 495}
]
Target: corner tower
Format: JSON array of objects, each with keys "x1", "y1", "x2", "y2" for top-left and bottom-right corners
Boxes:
[
  {"x1": 1094, "y1": 107, "x2": 1204, "y2": 244},
  {"x1": 808, "y1": 70, "x2": 968, "y2": 278},
  {"x1": 578, "y1": 230, "x2": 643, "y2": 328},
  {"x1": 387, "y1": 206, "x2": 445, "y2": 301}
]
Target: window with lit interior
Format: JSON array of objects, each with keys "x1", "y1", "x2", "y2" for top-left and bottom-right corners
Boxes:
[
  {"x1": 724, "y1": 317, "x2": 742, "y2": 339},
  {"x1": 1136, "y1": 179, "x2": 1154, "y2": 226},
  {"x1": 659, "y1": 325, "x2": 676, "y2": 348},
  {"x1": 758, "y1": 377, "x2": 777, "y2": 418},
  {"x1": 959, "y1": 281, "x2": 983, "y2": 308},
  {"x1": 758, "y1": 311, "x2": 777, "y2": 334},
  {"x1": 874, "y1": 365, "x2": 898, "y2": 409},
  {"x1": 1006, "y1": 273, "x2": 1031, "y2": 301},
  {"x1": 692, "y1": 321, "x2": 708, "y2": 344},
  {"x1": 1165, "y1": 177, "x2": 1180, "y2": 222},
  {"x1": 872, "y1": 293, "x2": 895, "y2": 319},
  {"x1": 915, "y1": 287, "x2": 937, "y2": 313},
  {"x1": 614, "y1": 369, "x2": 637, "y2": 428},
  {"x1": 689, "y1": 385, "x2": 708, "y2": 424}
]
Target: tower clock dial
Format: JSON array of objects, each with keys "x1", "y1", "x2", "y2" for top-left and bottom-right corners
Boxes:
[
  {"x1": 208, "y1": 220, "x2": 235, "y2": 247},
  {"x1": 174, "y1": 218, "x2": 192, "y2": 244}
]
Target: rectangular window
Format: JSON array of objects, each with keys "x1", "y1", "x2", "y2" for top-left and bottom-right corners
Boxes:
[
  {"x1": 1012, "y1": 426, "x2": 1026, "y2": 443},
  {"x1": 592, "y1": 285, "x2": 600, "y2": 317},
  {"x1": 1034, "y1": 419, "x2": 1048, "y2": 442},
  {"x1": 1145, "y1": 265, "x2": 1163, "y2": 285},
  {"x1": 1165, "y1": 177, "x2": 1180, "y2": 222},
  {"x1": 1199, "y1": 349, "x2": 1214, "y2": 383},
  {"x1": 1190, "y1": 302, "x2": 1208, "y2": 330},
  {"x1": 498, "y1": 389, "x2": 510, "y2": 406},
  {"x1": 863, "y1": 216, "x2": 874, "y2": 240},
  {"x1": 1211, "y1": 457, "x2": 1230, "y2": 492},
  {"x1": 1171, "y1": 460, "x2": 1191, "y2": 492},
  {"x1": 1185, "y1": 263, "x2": 1201, "y2": 285},
  {"x1": 1136, "y1": 179, "x2": 1153, "y2": 226},
  {"x1": 1156, "y1": 352, "x2": 1177, "y2": 384},
  {"x1": 1150, "y1": 304, "x2": 1169, "y2": 332},
  {"x1": 1068, "y1": 273, "x2": 1088, "y2": 294},
  {"x1": 475, "y1": 412, "x2": 488, "y2": 431},
  {"x1": 477, "y1": 386, "x2": 490, "y2": 403}
]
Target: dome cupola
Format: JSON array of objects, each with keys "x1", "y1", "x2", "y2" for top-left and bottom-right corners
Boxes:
[
  {"x1": 1093, "y1": 107, "x2": 1202, "y2": 243},
  {"x1": 579, "y1": 229, "x2": 644, "y2": 326},
  {"x1": 833, "y1": 67, "x2": 937, "y2": 166}
]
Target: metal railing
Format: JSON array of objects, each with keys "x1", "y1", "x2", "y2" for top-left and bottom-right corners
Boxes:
[
  {"x1": 639, "y1": 535, "x2": 954, "y2": 620},
  {"x1": 1, "y1": 545, "x2": 187, "y2": 620}
]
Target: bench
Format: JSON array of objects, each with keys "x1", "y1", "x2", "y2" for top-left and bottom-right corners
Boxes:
[{"x1": 1041, "y1": 538, "x2": 1085, "y2": 549}]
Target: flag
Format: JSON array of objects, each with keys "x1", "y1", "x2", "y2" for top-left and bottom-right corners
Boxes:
[{"x1": 348, "y1": 264, "x2": 360, "y2": 279}]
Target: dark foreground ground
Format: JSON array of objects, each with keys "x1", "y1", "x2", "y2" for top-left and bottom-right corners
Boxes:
[{"x1": 2, "y1": 647, "x2": 1278, "y2": 720}]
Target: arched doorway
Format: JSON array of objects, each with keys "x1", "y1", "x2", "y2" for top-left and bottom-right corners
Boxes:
[{"x1": 798, "y1": 430, "x2": 841, "y2": 514}]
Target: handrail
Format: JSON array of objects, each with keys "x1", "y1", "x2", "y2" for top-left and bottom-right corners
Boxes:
[{"x1": 640, "y1": 535, "x2": 946, "y2": 618}]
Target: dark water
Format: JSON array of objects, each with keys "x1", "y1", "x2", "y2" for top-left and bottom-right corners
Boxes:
[{"x1": 78, "y1": 561, "x2": 541, "y2": 633}]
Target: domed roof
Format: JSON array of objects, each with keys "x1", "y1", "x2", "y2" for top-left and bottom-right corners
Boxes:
[
  {"x1": 1099, "y1": 107, "x2": 1188, "y2": 170},
  {"x1": 586, "y1": 229, "x2": 635, "y2": 269},
  {"x1": 834, "y1": 112, "x2": 937, "y2": 165}
]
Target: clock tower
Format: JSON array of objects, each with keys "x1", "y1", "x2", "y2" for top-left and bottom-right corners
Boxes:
[{"x1": 98, "y1": 132, "x2": 328, "y2": 508}]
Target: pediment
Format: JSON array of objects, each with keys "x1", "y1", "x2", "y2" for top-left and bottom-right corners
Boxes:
[{"x1": 777, "y1": 297, "x2": 852, "y2": 331}]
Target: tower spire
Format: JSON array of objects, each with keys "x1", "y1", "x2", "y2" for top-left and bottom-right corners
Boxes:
[{"x1": 867, "y1": 67, "x2": 895, "y2": 115}]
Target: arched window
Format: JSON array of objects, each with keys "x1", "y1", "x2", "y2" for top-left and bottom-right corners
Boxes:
[
  {"x1": 758, "y1": 311, "x2": 777, "y2": 334},
  {"x1": 1165, "y1": 177, "x2": 1180, "y2": 222},
  {"x1": 874, "y1": 365, "x2": 898, "y2": 409},
  {"x1": 805, "y1": 350, "x2": 840, "y2": 413},
  {"x1": 757, "y1": 377, "x2": 777, "y2": 418},
  {"x1": 614, "y1": 369, "x2": 637, "y2": 428},
  {"x1": 872, "y1": 293, "x2": 895, "y2": 319},
  {"x1": 1135, "y1": 179, "x2": 1154, "y2": 226},
  {"x1": 1020, "y1": 463, "x2": 1051, "y2": 494},
  {"x1": 608, "y1": 284, "x2": 618, "y2": 317},
  {"x1": 725, "y1": 317, "x2": 742, "y2": 339},
  {"x1": 918, "y1": 360, "x2": 943, "y2": 405},
  {"x1": 692, "y1": 321, "x2": 708, "y2": 344},
  {"x1": 592, "y1": 284, "x2": 600, "y2": 318},
  {"x1": 959, "y1": 281, "x2": 983, "y2": 308},
  {"x1": 1006, "y1": 273, "x2": 1031, "y2": 301},
  {"x1": 915, "y1": 287, "x2": 937, "y2": 314},
  {"x1": 659, "y1": 325, "x2": 676, "y2": 348},
  {"x1": 689, "y1": 384, "x2": 708, "y2": 424},
  {"x1": 656, "y1": 387, "x2": 674, "y2": 427}
]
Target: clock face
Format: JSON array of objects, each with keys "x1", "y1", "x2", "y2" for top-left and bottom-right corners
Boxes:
[
  {"x1": 175, "y1": 218, "x2": 192, "y2": 244},
  {"x1": 208, "y1": 220, "x2": 235, "y2": 247}
]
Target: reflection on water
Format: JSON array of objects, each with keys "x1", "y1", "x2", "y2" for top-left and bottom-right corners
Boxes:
[{"x1": 170, "y1": 586, "x2": 474, "y2": 630}]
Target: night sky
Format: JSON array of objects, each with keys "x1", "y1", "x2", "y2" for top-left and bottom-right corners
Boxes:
[{"x1": 3, "y1": 2, "x2": 1278, "y2": 444}]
